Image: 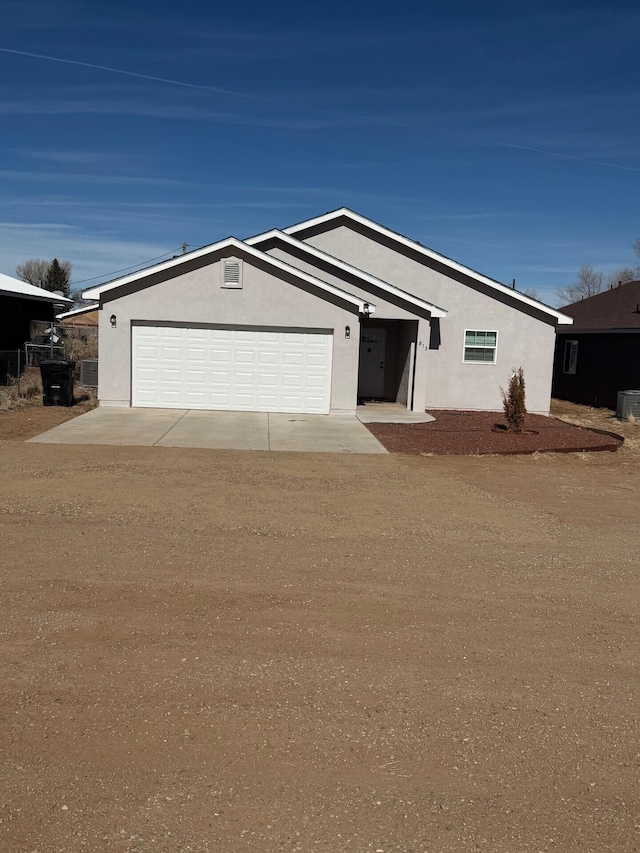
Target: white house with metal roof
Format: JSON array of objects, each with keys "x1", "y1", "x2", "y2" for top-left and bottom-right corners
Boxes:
[
  {"x1": 83, "y1": 209, "x2": 572, "y2": 415},
  {"x1": 0, "y1": 272, "x2": 72, "y2": 352}
]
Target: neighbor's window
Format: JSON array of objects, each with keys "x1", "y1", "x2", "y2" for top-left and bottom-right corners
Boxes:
[
  {"x1": 563, "y1": 339, "x2": 578, "y2": 374},
  {"x1": 464, "y1": 330, "x2": 497, "y2": 363}
]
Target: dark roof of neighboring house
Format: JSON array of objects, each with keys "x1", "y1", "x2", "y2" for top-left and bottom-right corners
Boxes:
[{"x1": 560, "y1": 281, "x2": 640, "y2": 330}]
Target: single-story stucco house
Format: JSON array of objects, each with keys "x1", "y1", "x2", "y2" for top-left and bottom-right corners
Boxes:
[{"x1": 83, "y1": 208, "x2": 572, "y2": 415}]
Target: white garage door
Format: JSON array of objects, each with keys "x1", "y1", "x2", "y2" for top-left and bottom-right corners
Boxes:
[{"x1": 132, "y1": 325, "x2": 333, "y2": 413}]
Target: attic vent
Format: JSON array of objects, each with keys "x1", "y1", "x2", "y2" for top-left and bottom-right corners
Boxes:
[{"x1": 221, "y1": 258, "x2": 242, "y2": 289}]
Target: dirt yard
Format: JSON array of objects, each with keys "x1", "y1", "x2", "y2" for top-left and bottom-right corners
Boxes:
[{"x1": 0, "y1": 405, "x2": 638, "y2": 852}]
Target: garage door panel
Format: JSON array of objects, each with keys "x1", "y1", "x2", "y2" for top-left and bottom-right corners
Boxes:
[
  {"x1": 136, "y1": 367, "x2": 158, "y2": 381},
  {"x1": 160, "y1": 346, "x2": 183, "y2": 361},
  {"x1": 186, "y1": 369, "x2": 206, "y2": 384},
  {"x1": 132, "y1": 326, "x2": 333, "y2": 413},
  {"x1": 186, "y1": 347, "x2": 206, "y2": 361},
  {"x1": 282, "y1": 351, "x2": 304, "y2": 365},
  {"x1": 257, "y1": 372, "x2": 278, "y2": 388},
  {"x1": 235, "y1": 330, "x2": 256, "y2": 342},
  {"x1": 235, "y1": 349, "x2": 256, "y2": 364},
  {"x1": 232, "y1": 393, "x2": 257, "y2": 407},
  {"x1": 257, "y1": 396, "x2": 278, "y2": 408},
  {"x1": 306, "y1": 353, "x2": 330, "y2": 368},
  {"x1": 185, "y1": 328, "x2": 207, "y2": 341},
  {"x1": 210, "y1": 370, "x2": 232, "y2": 385},
  {"x1": 160, "y1": 367, "x2": 182, "y2": 382},
  {"x1": 235, "y1": 371, "x2": 257, "y2": 386},
  {"x1": 137, "y1": 345, "x2": 159, "y2": 359},
  {"x1": 305, "y1": 375, "x2": 328, "y2": 388},
  {"x1": 185, "y1": 392, "x2": 206, "y2": 406},
  {"x1": 160, "y1": 390, "x2": 182, "y2": 405}
]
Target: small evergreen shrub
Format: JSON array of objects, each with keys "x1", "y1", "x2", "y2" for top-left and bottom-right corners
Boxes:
[{"x1": 501, "y1": 367, "x2": 527, "y2": 433}]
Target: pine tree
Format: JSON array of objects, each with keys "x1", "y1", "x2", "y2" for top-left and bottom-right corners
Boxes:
[{"x1": 43, "y1": 258, "x2": 71, "y2": 298}]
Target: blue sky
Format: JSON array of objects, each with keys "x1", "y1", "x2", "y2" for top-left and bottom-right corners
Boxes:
[{"x1": 1, "y1": 0, "x2": 639, "y2": 305}]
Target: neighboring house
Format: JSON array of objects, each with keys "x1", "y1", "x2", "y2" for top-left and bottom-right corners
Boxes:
[
  {"x1": 0, "y1": 272, "x2": 72, "y2": 350},
  {"x1": 83, "y1": 208, "x2": 572, "y2": 415},
  {"x1": 553, "y1": 280, "x2": 640, "y2": 409},
  {"x1": 57, "y1": 303, "x2": 99, "y2": 328}
]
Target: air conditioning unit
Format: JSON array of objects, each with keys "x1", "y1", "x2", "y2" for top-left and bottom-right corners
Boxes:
[
  {"x1": 80, "y1": 358, "x2": 99, "y2": 388},
  {"x1": 616, "y1": 390, "x2": 640, "y2": 419}
]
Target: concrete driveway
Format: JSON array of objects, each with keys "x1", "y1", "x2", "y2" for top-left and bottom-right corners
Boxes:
[{"x1": 28, "y1": 408, "x2": 388, "y2": 453}]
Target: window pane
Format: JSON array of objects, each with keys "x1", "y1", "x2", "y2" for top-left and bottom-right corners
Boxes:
[
  {"x1": 465, "y1": 330, "x2": 497, "y2": 347},
  {"x1": 563, "y1": 340, "x2": 578, "y2": 374},
  {"x1": 465, "y1": 346, "x2": 496, "y2": 363}
]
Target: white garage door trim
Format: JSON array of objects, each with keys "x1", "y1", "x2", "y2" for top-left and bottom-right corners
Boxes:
[{"x1": 132, "y1": 324, "x2": 333, "y2": 414}]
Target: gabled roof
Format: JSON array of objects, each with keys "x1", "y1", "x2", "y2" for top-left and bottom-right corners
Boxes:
[
  {"x1": 245, "y1": 229, "x2": 447, "y2": 318},
  {"x1": 0, "y1": 272, "x2": 73, "y2": 304},
  {"x1": 559, "y1": 281, "x2": 640, "y2": 331},
  {"x1": 283, "y1": 207, "x2": 573, "y2": 325},
  {"x1": 82, "y1": 237, "x2": 376, "y2": 314}
]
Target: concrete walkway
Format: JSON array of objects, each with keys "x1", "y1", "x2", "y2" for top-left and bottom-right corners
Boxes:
[
  {"x1": 28, "y1": 408, "x2": 388, "y2": 454},
  {"x1": 356, "y1": 403, "x2": 435, "y2": 424}
]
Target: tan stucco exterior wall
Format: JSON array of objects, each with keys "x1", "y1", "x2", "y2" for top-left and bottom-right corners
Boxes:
[
  {"x1": 301, "y1": 226, "x2": 557, "y2": 414},
  {"x1": 97, "y1": 255, "x2": 360, "y2": 412}
]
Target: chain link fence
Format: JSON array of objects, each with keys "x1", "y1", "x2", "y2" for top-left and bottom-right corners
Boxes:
[{"x1": 1, "y1": 321, "x2": 98, "y2": 390}]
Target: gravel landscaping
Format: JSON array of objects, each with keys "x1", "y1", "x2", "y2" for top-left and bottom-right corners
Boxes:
[{"x1": 365, "y1": 409, "x2": 623, "y2": 455}]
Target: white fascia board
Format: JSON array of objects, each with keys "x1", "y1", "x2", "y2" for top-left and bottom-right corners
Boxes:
[
  {"x1": 246, "y1": 229, "x2": 447, "y2": 318},
  {"x1": 283, "y1": 208, "x2": 573, "y2": 325},
  {"x1": 0, "y1": 272, "x2": 73, "y2": 304},
  {"x1": 82, "y1": 237, "x2": 375, "y2": 314},
  {"x1": 56, "y1": 303, "x2": 99, "y2": 319}
]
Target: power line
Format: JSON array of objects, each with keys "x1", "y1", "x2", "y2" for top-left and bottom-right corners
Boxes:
[{"x1": 72, "y1": 246, "x2": 190, "y2": 286}]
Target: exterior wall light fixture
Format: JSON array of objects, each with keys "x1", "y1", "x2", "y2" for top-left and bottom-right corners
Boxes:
[
  {"x1": 345, "y1": 325, "x2": 350, "y2": 339},
  {"x1": 110, "y1": 314, "x2": 117, "y2": 328}
]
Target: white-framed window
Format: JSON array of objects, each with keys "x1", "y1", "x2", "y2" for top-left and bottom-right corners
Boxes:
[
  {"x1": 563, "y1": 339, "x2": 578, "y2": 374},
  {"x1": 463, "y1": 329, "x2": 497, "y2": 363},
  {"x1": 221, "y1": 257, "x2": 242, "y2": 288}
]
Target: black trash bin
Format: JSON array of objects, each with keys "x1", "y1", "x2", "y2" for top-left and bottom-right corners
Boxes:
[{"x1": 40, "y1": 359, "x2": 75, "y2": 407}]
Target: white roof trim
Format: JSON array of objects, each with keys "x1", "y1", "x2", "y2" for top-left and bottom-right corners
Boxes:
[
  {"x1": 0, "y1": 271, "x2": 73, "y2": 304},
  {"x1": 246, "y1": 229, "x2": 447, "y2": 318},
  {"x1": 56, "y1": 303, "x2": 99, "y2": 320},
  {"x1": 82, "y1": 237, "x2": 376, "y2": 314},
  {"x1": 284, "y1": 208, "x2": 573, "y2": 325}
]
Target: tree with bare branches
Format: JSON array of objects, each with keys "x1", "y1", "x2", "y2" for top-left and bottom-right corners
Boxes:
[{"x1": 16, "y1": 258, "x2": 72, "y2": 297}]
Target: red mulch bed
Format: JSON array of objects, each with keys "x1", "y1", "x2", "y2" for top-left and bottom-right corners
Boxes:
[{"x1": 365, "y1": 410, "x2": 624, "y2": 456}]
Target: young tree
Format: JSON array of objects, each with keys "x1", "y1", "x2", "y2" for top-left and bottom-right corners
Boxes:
[
  {"x1": 501, "y1": 367, "x2": 527, "y2": 433},
  {"x1": 44, "y1": 258, "x2": 72, "y2": 298}
]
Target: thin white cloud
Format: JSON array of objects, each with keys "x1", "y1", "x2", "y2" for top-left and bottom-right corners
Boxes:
[
  {"x1": 0, "y1": 169, "x2": 196, "y2": 189},
  {"x1": 18, "y1": 149, "x2": 125, "y2": 165}
]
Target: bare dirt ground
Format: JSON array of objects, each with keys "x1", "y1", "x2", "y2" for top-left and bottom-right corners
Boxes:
[{"x1": 0, "y1": 403, "x2": 639, "y2": 852}]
